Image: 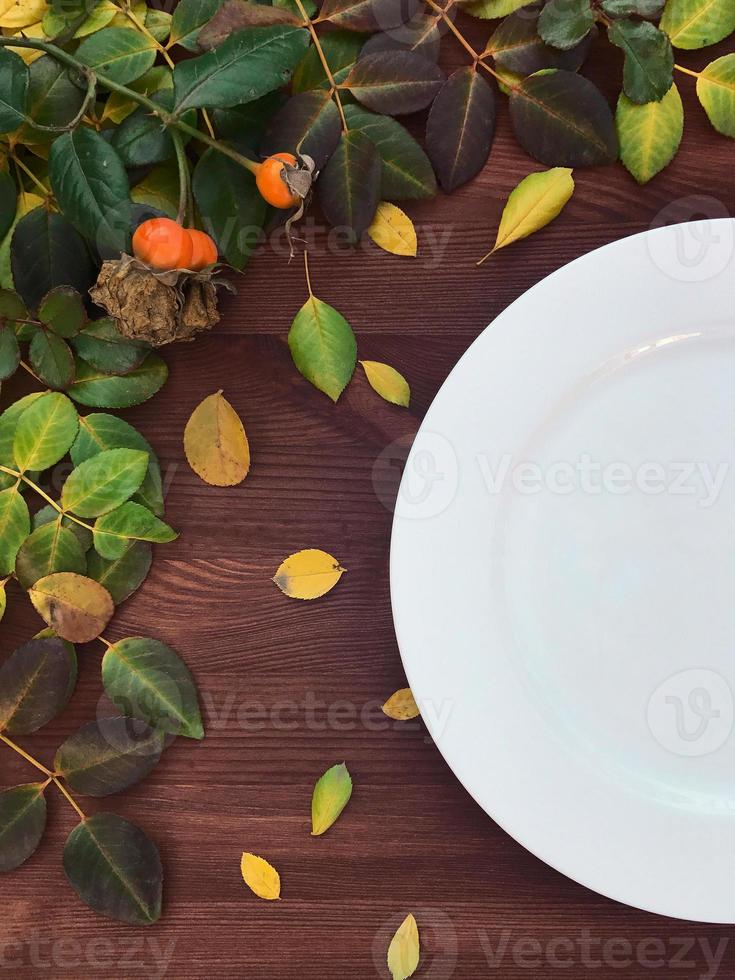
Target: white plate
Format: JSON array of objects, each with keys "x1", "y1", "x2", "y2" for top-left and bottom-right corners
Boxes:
[{"x1": 390, "y1": 219, "x2": 735, "y2": 923}]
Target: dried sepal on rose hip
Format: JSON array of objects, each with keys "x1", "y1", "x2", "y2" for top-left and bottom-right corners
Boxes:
[
  {"x1": 90, "y1": 219, "x2": 228, "y2": 346},
  {"x1": 255, "y1": 152, "x2": 315, "y2": 210}
]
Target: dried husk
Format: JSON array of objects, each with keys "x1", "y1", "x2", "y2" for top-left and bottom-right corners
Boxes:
[{"x1": 90, "y1": 255, "x2": 230, "y2": 347}]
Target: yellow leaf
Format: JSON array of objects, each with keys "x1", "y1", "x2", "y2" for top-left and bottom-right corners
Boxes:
[
  {"x1": 28, "y1": 572, "x2": 114, "y2": 643},
  {"x1": 0, "y1": 582, "x2": 6, "y2": 623},
  {"x1": 359, "y1": 360, "x2": 410, "y2": 408},
  {"x1": 0, "y1": 0, "x2": 47, "y2": 28},
  {"x1": 478, "y1": 167, "x2": 574, "y2": 264},
  {"x1": 273, "y1": 549, "x2": 345, "y2": 600},
  {"x1": 184, "y1": 390, "x2": 250, "y2": 487},
  {"x1": 368, "y1": 202, "x2": 417, "y2": 257},
  {"x1": 3, "y1": 21, "x2": 45, "y2": 63},
  {"x1": 311, "y1": 762, "x2": 352, "y2": 836},
  {"x1": 240, "y1": 853, "x2": 281, "y2": 901},
  {"x1": 382, "y1": 688, "x2": 420, "y2": 721},
  {"x1": 17, "y1": 190, "x2": 44, "y2": 215},
  {"x1": 387, "y1": 914, "x2": 420, "y2": 980}
]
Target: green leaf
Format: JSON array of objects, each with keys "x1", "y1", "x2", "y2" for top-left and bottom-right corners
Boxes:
[
  {"x1": 0, "y1": 486, "x2": 29, "y2": 575},
  {"x1": 318, "y1": 130, "x2": 381, "y2": 242},
  {"x1": 76, "y1": 27, "x2": 157, "y2": 85},
  {"x1": 11, "y1": 208, "x2": 97, "y2": 312},
  {"x1": 0, "y1": 49, "x2": 28, "y2": 134},
  {"x1": 311, "y1": 762, "x2": 352, "y2": 835},
  {"x1": 102, "y1": 636, "x2": 204, "y2": 739},
  {"x1": 61, "y1": 447, "x2": 149, "y2": 518},
  {"x1": 0, "y1": 635, "x2": 74, "y2": 734},
  {"x1": 319, "y1": 0, "x2": 407, "y2": 31},
  {"x1": 617, "y1": 83, "x2": 683, "y2": 182},
  {"x1": 462, "y1": 0, "x2": 536, "y2": 17},
  {"x1": 71, "y1": 319, "x2": 151, "y2": 376},
  {"x1": 15, "y1": 522, "x2": 87, "y2": 590},
  {"x1": 487, "y1": 8, "x2": 595, "y2": 73},
  {"x1": 209, "y1": 90, "x2": 286, "y2": 146},
  {"x1": 538, "y1": 0, "x2": 595, "y2": 50},
  {"x1": 146, "y1": 8, "x2": 172, "y2": 43},
  {"x1": 38, "y1": 286, "x2": 87, "y2": 338},
  {"x1": 346, "y1": 51, "x2": 445, "y2": 115},
  {"x1": 102, "y1": 65, "x2": 174, "y2": 125},
  {"x1": 360, "y1": 17, "x2": 442, "y2": 62},
  {"x1": 55, "y1": 717, "x2": 164, "y2": 797},
  {"x1": 94, "y1": 502, "x2": 176, "y2": 560},
  {"x1": 63, "y1": 812, "x2": 162, "y2": 925},
  {"x1": 696, "y1": 54, "x2": 735, "y2": 138},
  {"x1": 71, "y1": 413, "x2": 164, "y2": 517},
  {"x1": 509, "y1": 70, "x2": 618, "y2": 166},
  {"x1": 48, "y1": 128, "x2": 132, "y2": 253},
  {"x1": 602, "y1": 0, "x2": 664, "y2": 15},
  {"x1": 29, "y1": 330, "x2": 75, "y2": 390},
  {"x1": 13, "y1": 391, "x2": 79, "y2": 472},
  {"x1": 261, "y1": 91, "x2": 342, "y2": 171},
  {"x1": 609, "y1": 19, "x2": 674, "y2": 103},
  {"x1": 0, "y1": 325, "x2": 20, "y2": 381},
  {"x1": 0, "y1": 392, "x2": 44, "y2": 484},
  {"x1": 17, "y1": 55, "x2": 86, "y2": 144},
  {"x1": 426, "y1": 67, "x2": 496, "y2": 192},
  {"x1": 28, "y1": 572, "x2": 114, "y2": 643},
  {"x1": 192, "y1": 149, "x2": 267, "y2": 270},
  {"x1": 87, "y1": 540, "x2": 152, "y2": 604},
  {"x1": 660, "y1": 0, "x2": 735, "y2": 49},
  {"x1": 172, "y1": 24, "x2": 310, "y2": 112},
  {"x1": 0, "y1": 172, "x2": 16, "y2": 241},
  {"x1": 0, "y1": 784, "x2": 47, "y2": 872},
  {"x1": 289, "y1": 294, "x2": 357, "y2": 401},
  {"x1": 342, "y1": 105, "x2": 436, "y2": 200},
  {"x1": 170, "y1": 0, "x2": 227, "y2": 50},
  {"x1": 292, "y1": 28, "x2": 366, "y2": 92},
  {"x1": 0, "y1": 286, "x2": 26, "y2": 320},
  {"x1": 33, "y1": 504, "x2": 93, "y2": 552},
  {"x1": 111, "y1": 91, "x2": 196, "y2": 167},
  {"x1": 68, "y1": 354, "x2": 168, "y2": 408}
]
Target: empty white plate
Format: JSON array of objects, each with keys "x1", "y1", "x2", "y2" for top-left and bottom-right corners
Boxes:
[{"x1": 390, "y1": 219, "x2": 735, "y2": 922}]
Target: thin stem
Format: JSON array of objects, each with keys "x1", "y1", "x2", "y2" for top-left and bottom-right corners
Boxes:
[
  {"x1": 171, "y1": 128, "x2": 190, "y2": 225},
  {"x1": 295, "y1": 0, "x2": 349, "y2": 131},
  {"x1": 675, "y1": 63, "x2": 700, "y2": 78},
  {"x1": 98, "y1": 635, "x2": 113, "y2": 649},
  {"x1": 303, "y1": 250, "x2": 314, "y2": 296},
  {"x1": 0, "y1": 732, "x2": 53, "y2": 777},
  {"x1": 0, "y1": 37, "x2": 260, "y2": 175},
  {"x1": 119, "y1": 1, "x2": 176, "y2": 69},
  {"x1": 11, "y1": 153, "x2": 50, "y2": 197},
  {"x1": 53, "y1": 777, "x2": 86, "y2": 821},
  {"x1": 0, "y1": 465, "x2": 59, "y2": 511},
  {"x1": 421, "y1": 0, "x2": 509, "y2": 85},
  {"x1": 19, "y1": 359, "x2": 43, "y2": 383}
]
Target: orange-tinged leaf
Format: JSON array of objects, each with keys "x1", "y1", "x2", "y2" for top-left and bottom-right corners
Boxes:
[
  {"x1": 184, "y1": 390, "x2": 250, "y2": 487},
  {"x1": 273, "y1": 549, "x2": 345, "y2": 600},
  {"x1": 382, "y1": 688, "x2": 420, "y2": 721},
  {"x1": 28, "y1": 572, "x2": 113, "y2": 643},
  {"x1": 311, "y1": 762, "x2": 352, "y2": 836},
  {"x1": 388, "y1": 913, "x2": 420, "y2": 980},
  {"x1": 240, "y1": 852, "x2": 281, "y2": 901},
  {"x1": 360, "y1": 360, "x2": 410, "y2": 408}
]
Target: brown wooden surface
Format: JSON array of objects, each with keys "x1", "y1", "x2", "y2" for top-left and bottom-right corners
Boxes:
[{"x1": 3, "y1": 18, "x2": 735, "y2": 979}]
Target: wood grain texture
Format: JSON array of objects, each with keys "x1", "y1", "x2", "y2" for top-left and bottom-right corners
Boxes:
[{"x1": 2, "y1": 18, "x2": 735, "y2": 979}]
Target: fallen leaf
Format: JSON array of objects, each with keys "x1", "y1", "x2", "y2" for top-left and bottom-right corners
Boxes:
[
  {"x1": 367, "y1": 202, "x2": 417, "y2": 257},
  {"x1": 360, "y1": 360, "x2": 410, "y2": 408},
  {"x1": 311, "y1": 762, "x2": 352, "y2": 836},
  {"x1": 240, "y1": 852, "x2": 281, "y2": 901},
  {"x1": 273, "y1": 549, "x2": 345, "y2": 600},
  {"x1": 388, "y1": 913, "x2": 420, "y2": 980},
  {"x1": 184, "y1": 390, "x2": 250, "y2": 487},
  {"x1": 382, "y1": 688, "x2": 420, "y2": 721},
  {"x1": 28, "y1": 572, "x2": 114, "y2": 643},
  {"x1": 478, "y1": 167, "x2": 575, "y2": 264}
]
